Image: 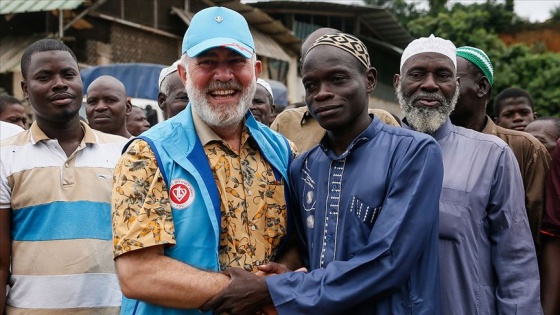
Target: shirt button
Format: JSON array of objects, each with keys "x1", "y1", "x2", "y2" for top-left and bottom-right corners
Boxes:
[
  {"x1": 326, "y1": 235, "x2": 333, "y2": 242},
  {"x1": 64, "y1": 162, "x2": 69, "y2": 168}
]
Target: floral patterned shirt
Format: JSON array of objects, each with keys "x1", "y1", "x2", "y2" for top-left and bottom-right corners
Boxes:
[{"x1": 112, "y1": 120, "x2": 296, "y2": 273}]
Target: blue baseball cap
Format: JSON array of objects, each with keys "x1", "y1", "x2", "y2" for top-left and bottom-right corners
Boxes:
[{"x1": 182, "y1": 7, "x2": 255, "y2": 59}]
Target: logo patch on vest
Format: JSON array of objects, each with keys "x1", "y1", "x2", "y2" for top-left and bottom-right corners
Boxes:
[{"x1": 169, "y1": 178, "x2": 195, "y2": 209}]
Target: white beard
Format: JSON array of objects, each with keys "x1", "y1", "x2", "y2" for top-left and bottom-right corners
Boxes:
[
  {"x1": 397, "y1": 82, "x2": 460, "y2": 134},
  {"x1": 186, "y1": 71, "x2": 256, "y2": 128}
]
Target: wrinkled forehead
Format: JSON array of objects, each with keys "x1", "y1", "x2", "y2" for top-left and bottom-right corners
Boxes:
[{"x1": 401, "y1": 52, "x2": 456, "y2": 74}]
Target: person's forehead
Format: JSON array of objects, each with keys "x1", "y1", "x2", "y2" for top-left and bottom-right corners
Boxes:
[
  {"x1": 88, "y1": 80, "x2": 125, "y2": 96},
  {"x1": 402, "y1": 52, "x2": 455, "y2": 71},
  {"x1": 254, "y1": 85, "x2": 271, "y2": 100},
  {"x1": 29, "y1": 50, "x2": 77, "y2": 69},
  {"x1": 196, "y1": 46, "x2": 246, "y2": 58},
  {"x1": 501, "y1": 97, "x2": 532, "y2": 108}
]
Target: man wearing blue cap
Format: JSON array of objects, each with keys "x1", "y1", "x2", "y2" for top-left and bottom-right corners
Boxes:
[
  {"x1": 111, "y1": 6, "x2": 298, "y2": 315},
  {"x1": 450, "y1": 46, "x2": 550, "y2": 254}
]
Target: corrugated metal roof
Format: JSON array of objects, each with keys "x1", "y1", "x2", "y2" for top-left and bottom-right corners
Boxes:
[
  {"x1": 0, "y1": 36, "x2": 45, "y2": 73},
  {"x1": 172, "y1": 6, "x2": 293, "y2": 62},
  {"x1": 0, "y1": 0, "x2": 85, "y2": 15},
  {"x1": 249, "y1": 1, "x2": 413, "y2": 50}
]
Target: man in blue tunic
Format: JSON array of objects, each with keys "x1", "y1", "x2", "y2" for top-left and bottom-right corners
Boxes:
[
  {"x1": 395, "y1": 34, "x2": 542, "y2": 315},
  {"x1": 201, "y1": 32, "x2": 444, "y2": 314}
]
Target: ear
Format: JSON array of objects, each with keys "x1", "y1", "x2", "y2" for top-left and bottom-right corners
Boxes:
[
  {"x1": 254, "y1": 59, "x2": 262, "y2": 78},
  {"x1": 366, "y1": 67, "x2": 377, "y2": 93},
  {"x1": 177, "y1": 63, "x2": 187, "y2": 85},
  {"x1": 477, "y1": 77, "x2": 490, "y2": 98},
  {"x1": 393, "y1": 74, "x2": 400, "y2": 90},
  {"x1": 21, "y1": 80, "x2": 28, "y2": 100},
  {"x1": 533, "y1": 111, "x2": 538, "y2": 119},
  {"x1": 270, "y1": 104, "x2": 275, "y2": 114},
  {"x1": 125, "y1": 98, "x2": 132, "y2": 115},
  {"x1": 157, "y1": 92, "x2": 166, "y2": 109},
  {"x1": 493, "y1": 116, "x2": 499, "y2": 124}
]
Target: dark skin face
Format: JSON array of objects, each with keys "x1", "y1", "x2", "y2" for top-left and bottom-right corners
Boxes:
[
  {"x1": 126, "y1": 106, "x2": 150, "y2": 136},
  {"x1": 524, "y1": 120, "x2": 558, "y2": 155},
  {"x1": 158, "y1": 72, "x2": 188, "y2": 119},
  {"x1": 450, "y1": 57, "x2": 490, "y2": 131},
  {"x1": 86, "y1": 76, "x2": 131, "y2": 137},
  {"x1": 250, "y1": 85, "x2": 274, "y2": 126},
  {"x1": 394, "y1": 52, "x2": 458, "y2": 110},
  {"x1": 302, "y1": 45, "x2": 376, "y2": 155},
  {"x1": 21, "y1": 50, "x2": 83, "y2": 156},
  {"x1": 494, "y1": 96, "x2": 536, "y2": 131},
  {"x1": 0, "y1": 103, "x2": 27, "y2": 129}
]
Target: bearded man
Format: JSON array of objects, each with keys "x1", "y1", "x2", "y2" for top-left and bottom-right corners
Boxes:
[
  {"x1": 110, "y1": 7, "x2": 298, "y2": 315},
  {"x1": 394, "y1": 35, "x2": 542, "y2": 315}
]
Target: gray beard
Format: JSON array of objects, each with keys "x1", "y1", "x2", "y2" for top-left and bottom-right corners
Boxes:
[
  {"x1": 186, "y1": 73, "x2": 256, "y2": 128},
  {"x1": 396, "y1": 82, "x2": 459, "y2": 134}
]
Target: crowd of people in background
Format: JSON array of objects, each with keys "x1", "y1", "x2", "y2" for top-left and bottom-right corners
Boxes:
[{"x1": 0, "y1": 5, "x2": 559, "y2": 315}]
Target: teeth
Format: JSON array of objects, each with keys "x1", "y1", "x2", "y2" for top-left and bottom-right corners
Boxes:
[{"x1": 211, "y1": 90, "x2": 235, "y2": 96}]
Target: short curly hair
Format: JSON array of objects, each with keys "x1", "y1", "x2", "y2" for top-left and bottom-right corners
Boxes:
[{"x1": 493, "y1": 87, "x2": 534, "y2": 116}]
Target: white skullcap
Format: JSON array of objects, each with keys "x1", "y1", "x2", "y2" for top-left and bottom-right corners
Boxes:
[
  {"x1": 256, "y1": 78, "x2": 274, "y2": 103},
  {"x1": 400, "y1": 34, "x2": 457, "y2": 71},
  {"x1": 158, "y1": 60, "x2": 180, "y2": 89}
]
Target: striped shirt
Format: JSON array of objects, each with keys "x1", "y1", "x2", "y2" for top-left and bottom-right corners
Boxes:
[{"x1": 0, "y1": 121, "x2": 127, "y2": 314}]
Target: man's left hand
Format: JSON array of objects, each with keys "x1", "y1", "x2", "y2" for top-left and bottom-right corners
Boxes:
[{"x1": 199, "y1": 267, "x2": 273, "y2": 315}]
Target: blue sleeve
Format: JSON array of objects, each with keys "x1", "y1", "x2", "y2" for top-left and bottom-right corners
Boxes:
[
  {"x1": 489, "y1": 146, "x2": 543, "y2": 314},
  {"x1": 266, "y1": 138, "x2": 443, "y2": 314}
]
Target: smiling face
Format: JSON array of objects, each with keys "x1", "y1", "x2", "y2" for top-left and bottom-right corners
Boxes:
[
  {"x1": 0, "y1": 103, "x2": 27, "y2": 129},
  {"x1": 86, "y1": 76, "x2": 131, "y2": 135},
  {"x1": 395, "y1": 52, "x2": 459, "y2": 134},
  {"x1": 301, "y1": 45, "x2": 375, "y2": 133},
  {"x1": 181, "y1": 47, "x2": 261, "y2": 128},
  {"x1": 21, "y1": 50, "x2": 82, "y2": 125},
  {"x1": 250, "y1": 84, "x2": 273, "y2": 126}
]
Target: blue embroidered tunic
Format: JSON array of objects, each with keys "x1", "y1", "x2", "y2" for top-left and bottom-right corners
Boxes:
[{"x1": 266, "y1": 116, "x2": 444, "y2": 314}]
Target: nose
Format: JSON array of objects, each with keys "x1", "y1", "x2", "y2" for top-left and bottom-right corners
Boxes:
[
  {"x1": 420, "y1": 73, "x2": 438, "y2": 91},
  {"x1": 93, "y1": 101, "x2": 108, "y2": 111},
  {"x1": 52, "y1": 75, "x2": 68, "y2": 91},
  {"x1": 213, "y1": 63, "x2": 234, "y2": 82},
  {"x1": 512, "y1": 112, "x2": 524, "y2": 122},
  {"x1": 314, "y1": 83, "x2": 334, "y2": 102}
]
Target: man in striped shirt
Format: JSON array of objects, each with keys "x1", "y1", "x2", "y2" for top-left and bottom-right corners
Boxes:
[{"x1": 0, "y1": 39, "x2": 127, "y2": 314}]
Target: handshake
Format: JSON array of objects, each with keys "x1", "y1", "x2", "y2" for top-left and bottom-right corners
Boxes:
[{"x1": 199, "y1": 262, "x2": 307, "y2": 315}]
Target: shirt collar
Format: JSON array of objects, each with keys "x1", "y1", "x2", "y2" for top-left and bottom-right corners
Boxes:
[
  {"x1": 191, "y1": 107, "x2": 250, "y2": 146},
  {"x1": 301, "y1": 109, "x2": 314, "y2": 126},
  {"x1": 318, "y1": 114, "x2": 381, "y2": 159},
  {"x1": 30, "y1": 121, "x2": 96, "y2": 145},
  {"x1": 481, "y1": 115, "x2": 498, "y2": 136}
]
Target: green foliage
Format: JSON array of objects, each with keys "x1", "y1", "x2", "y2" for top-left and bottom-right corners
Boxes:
[{"x1": 551, "y1": 6, "x2": 560, "y2": 21}]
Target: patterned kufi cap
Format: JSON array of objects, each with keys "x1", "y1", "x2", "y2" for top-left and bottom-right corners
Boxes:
[
  {"x1": 400, "y1": 34, "x2": 456, "y2": 71},
  {"x1": 305, "y1": 33, "x2": 371, "y2": 69},
  {"x1": 456, "y1": 46, "x2": 494, "y2": 86},
  {"x1": 256, "y1": 78, "x2": 274, "y2": 103},
  {"x1": 158, "y1": 60, "x2": 180, "y2": 89}
]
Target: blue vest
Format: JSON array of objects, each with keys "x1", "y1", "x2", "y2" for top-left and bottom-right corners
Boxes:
[{"x1": 121, "y1": 105, "x2": 292, "y2": 315}]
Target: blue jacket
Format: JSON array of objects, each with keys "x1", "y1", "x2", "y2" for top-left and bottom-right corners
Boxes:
[{"x1": 122, "y1": 105, "x2": 293, "y2": 315}]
